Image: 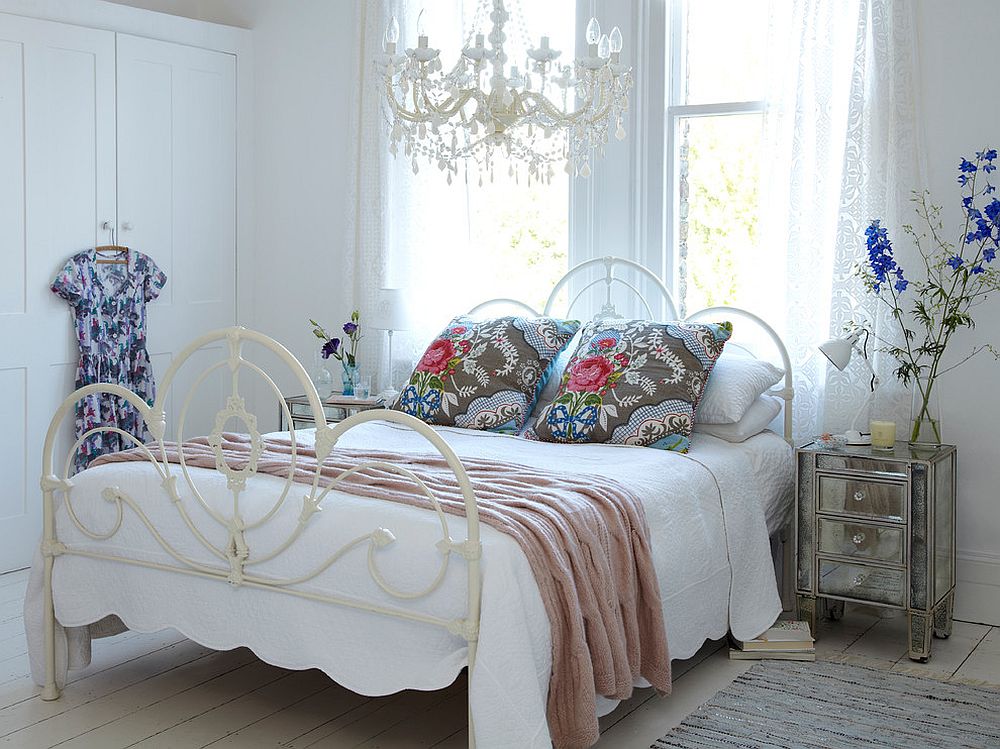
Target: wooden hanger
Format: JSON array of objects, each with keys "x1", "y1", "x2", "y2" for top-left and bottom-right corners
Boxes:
[
  {"x1": 95, "y1": 221, "x2": 129, "y2": 264},
  {"x1": 95, "y1": 245, "x2": 129, "y2": 265}
]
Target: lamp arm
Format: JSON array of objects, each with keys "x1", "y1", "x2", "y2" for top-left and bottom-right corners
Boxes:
[{"x1": 847, "y1": 343, "x2": 880, "y2": 435}]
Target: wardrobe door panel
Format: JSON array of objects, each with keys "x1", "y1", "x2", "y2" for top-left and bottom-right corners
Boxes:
[
  {"x1": 0, "y1": 39, "x2": 24, "y2": 315},
  {"x1": 116, "y1": 34, "x2": 237, "y2": 440},
  {"x1": 0, "y1": 14, "x2": 116, "y2": 571}
]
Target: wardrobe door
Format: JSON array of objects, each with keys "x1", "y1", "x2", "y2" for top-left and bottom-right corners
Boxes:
[
  {"x1": 116, "y1": 34, "x2": 237, "y2": 441},
  {"x1": 0, "y1": 14, "x2": 116, "y2": 571}
]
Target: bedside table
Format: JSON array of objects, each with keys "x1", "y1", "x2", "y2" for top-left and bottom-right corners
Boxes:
[
  {"x1": 278, "y1": 394, "x2": 385, "y2": 431},
  {"x1": 795, "y1": 441, "x2": 956, "y2": 662}
]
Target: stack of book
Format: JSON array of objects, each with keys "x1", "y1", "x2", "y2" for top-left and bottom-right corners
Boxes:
[{"x1": 729, "y1": 620, "x2": 815, "y2": 661}]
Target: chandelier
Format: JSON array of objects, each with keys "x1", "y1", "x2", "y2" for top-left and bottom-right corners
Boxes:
[{"x1": 377, "y1": 0, "x2": 633, "y2": 185}]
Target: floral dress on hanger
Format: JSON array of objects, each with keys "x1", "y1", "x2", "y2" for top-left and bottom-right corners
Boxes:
[{"x1": 51, "y1": 249, "x2": 167, "y2": 473}]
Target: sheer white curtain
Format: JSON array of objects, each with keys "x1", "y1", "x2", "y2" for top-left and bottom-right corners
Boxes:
[
  {"x1": 759, "y1": 0, "x2": 922, "y2": 439},
  {"x1": 344, "y1": 0, "x2": 468, "y2": 393}
]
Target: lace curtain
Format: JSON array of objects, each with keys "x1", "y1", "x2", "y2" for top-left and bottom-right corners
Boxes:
[
  {"x1": 343, "y1": 0, "x2": 470, "y2": 393},
  {"x1": 759, "y1": 0, "x2": 923, "y2": 440}
]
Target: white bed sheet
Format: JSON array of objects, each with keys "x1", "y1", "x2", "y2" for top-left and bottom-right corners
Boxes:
[{"x1": 26, "y1": 423, "x2": 792, "y2": 748}]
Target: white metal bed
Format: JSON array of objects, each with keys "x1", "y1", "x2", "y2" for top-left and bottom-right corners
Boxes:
[{"x1": 37, "y1": 256, "x2": 794, "y2": 747}]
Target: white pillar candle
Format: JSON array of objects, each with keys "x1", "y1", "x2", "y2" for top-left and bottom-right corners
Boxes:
[{"x1": 870, "y1": 420, "x2": 896, "y2": 450}]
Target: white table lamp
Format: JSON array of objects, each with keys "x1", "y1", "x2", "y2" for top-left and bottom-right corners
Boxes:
[
  {"x1": 372, "y1": 288, "x2": 410, "y2": 401},
  {"x1": 818, "y1": 329, "x2": 880, "y2": 446}
]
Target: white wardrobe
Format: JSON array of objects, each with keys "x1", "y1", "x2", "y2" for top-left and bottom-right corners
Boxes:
[{"x1": 0, "y1": 4, "x2": 251, "y2": 572}]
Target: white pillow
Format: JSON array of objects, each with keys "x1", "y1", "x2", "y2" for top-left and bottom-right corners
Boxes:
[
  {"x1": 695, "y1": 395, "x2": 783, "y2": 442},
  {"x1": 696, "y1": 352, "x2": 785, "y2": 424}
]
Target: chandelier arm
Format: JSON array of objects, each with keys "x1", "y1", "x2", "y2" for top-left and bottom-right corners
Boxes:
[
  {"x1": 519, "y1": 90, "x2": 600, "y2": 125},
  {"x1": 383, "y1": 80, "x2": 429, "y2": 123},
  {"x1": 418, "y1": 89, "x2": 478, "y2": 121}
]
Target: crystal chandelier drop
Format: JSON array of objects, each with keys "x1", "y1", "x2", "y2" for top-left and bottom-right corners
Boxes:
[{"x1": 377, "y1": 0, "x2": 633, "y2": 185}]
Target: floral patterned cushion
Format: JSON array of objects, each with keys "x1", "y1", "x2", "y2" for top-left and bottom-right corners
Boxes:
[
  {"x1": 530, "y1": 318, "x2": 732, "y2": 451},
  {"x1": 393, "y1": 315, "x2": 580, "y2": 433}
]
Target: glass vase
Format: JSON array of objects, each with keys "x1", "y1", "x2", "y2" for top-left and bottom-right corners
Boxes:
[
  {"x1": 311, "y1": 351, "x2": 334, "y2": 399},
  {"x1": 341, "y1": 361, "x2": 358, "y2": 396},
  {"x1": 909, "y1": 375, "x2": 942, "y2": 446}
]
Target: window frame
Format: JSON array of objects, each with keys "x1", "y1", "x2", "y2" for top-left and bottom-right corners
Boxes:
[{"x1": 664, "y1": 0, "x2": 765, "y2": 316}]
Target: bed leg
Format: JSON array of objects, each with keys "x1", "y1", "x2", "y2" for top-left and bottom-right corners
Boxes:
[
  {"x1": 41, "y1": 485, "x2": 60, "y2": 701},
  {"x1": 780, "y1": 526, "x2": 795, "y2": 613},
  {"x1": 467, "y1": 639, "x2": 477, "y2": 749},
  {"x1": 41, "y1": 554, "x2": 59, "y2": 701}
]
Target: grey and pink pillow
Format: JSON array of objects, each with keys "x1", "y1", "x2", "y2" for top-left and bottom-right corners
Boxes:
[
  {"x1": 530, "y1": 318, "x2": 732, "y2": 452},
  {"x1": 393, "y1": 315, "x2": 580, "y2": 434}
]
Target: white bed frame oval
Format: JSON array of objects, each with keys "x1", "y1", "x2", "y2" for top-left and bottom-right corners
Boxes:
[{"x1": 38, "y1": 256, "x2": 793, "y2": 748}]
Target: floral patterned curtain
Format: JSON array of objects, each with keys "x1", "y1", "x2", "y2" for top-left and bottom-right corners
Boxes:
[{"x1": 759, "y1": 0, "x2": 922, "y2": 440}]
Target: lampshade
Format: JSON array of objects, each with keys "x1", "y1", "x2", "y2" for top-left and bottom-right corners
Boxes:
[
  {"x1": 818, "y1": 332, "x2": 860, "y2": 371},
  {"x1": 371, "y1": 288, "x2": 410, "y2": 331}
]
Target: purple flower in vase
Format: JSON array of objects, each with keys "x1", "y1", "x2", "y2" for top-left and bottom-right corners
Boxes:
[
  {"x1": 343, "y1": 321, "x2": 359, "y2": 335},
  {"x1": 321, "y1": 337, "x2": 341, "y2": 359}
]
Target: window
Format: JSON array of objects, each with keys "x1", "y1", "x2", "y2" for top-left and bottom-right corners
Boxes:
[
  {"x1": 667, "y1": 0, "x2": 768, "y2": 315},
  {"x1": 406, "y1": 1, "x2": 575, "y2": 316}
]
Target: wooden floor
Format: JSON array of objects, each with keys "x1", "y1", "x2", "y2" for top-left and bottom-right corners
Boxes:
[{"x1": 1, "y1": 568, "x2": 997, "y2": 748}]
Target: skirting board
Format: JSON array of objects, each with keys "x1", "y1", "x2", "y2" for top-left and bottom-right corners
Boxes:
[{"x1": 956, "y1": 551, "x2": 1000, "y2": 626}]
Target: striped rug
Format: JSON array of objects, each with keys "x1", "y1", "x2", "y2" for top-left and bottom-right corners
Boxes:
[{"x1": 653, "y1": 660, "x2": 1000, "y2": 748}]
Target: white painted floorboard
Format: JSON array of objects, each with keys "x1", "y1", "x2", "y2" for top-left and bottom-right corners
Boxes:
[{"x1": 0, "y1": 569, "x2": 995, "y2": 749}]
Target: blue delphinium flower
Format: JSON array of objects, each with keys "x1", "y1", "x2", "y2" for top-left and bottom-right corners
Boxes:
[
  {"x1": 987, "y1": 184, "x2": 997, "y2": 194},
  {"x1": 985, "y1": 199, "x2": 1000, "y2": 224},
  {"x1": 972, "y1": 265, "x2": 986, "y2": 274},
  {"x1": 986, "y1": 149, "x2": 999, "y2": 160},
  {"x1": 984, "y1": 247, "x2": 997, "y2": 263},
  {"x1": 865, "y1": 219, "x2": 904, "y2": 293},
  {"x1": 947, "y1": 255, "x2": 964, "y2": 270},
  {"x1": 895, "y1": 277, "x2": 909, "y2": 292},
  {"x1": 960, "y1": 158, "x2": 978, "y2": 173}
]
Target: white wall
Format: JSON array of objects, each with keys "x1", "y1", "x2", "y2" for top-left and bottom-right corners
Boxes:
[
  {"x1": 916, "y1": 0, "x2": 1000, "y2": 625},
  {"x1": 246, "y1": 0, "x2": 358, "y2": 417}
]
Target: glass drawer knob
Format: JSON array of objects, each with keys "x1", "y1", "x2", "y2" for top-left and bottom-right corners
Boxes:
[
  {"x1": 852, "y1": 532, "x2": 866, "y2": 545},
  {"x1": 853, "y1": 490, "x2": 866, "y2": 502},
  {"x1": 852, "y1": 574, "x2": 866, "y2": 587}
]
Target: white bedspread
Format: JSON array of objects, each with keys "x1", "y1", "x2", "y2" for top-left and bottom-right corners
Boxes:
[{"x1": 25, "y1": 423, "x2": 792, "y2": 748}]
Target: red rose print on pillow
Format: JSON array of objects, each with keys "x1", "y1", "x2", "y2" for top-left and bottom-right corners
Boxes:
[
  {"x1": 566, "y1": 355, "x2": 615, "y2": 392},
  {"x1": 417, "y1": 339, "x2": 456, "y2": 375}
]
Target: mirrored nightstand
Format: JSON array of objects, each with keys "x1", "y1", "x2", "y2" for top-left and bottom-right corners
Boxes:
[
  {"x1": 278, "y1": 394, "x2": 385, "y2": 431},
  {"x1": 795, "y1": 441, "x2": 957, "y2": 662}
]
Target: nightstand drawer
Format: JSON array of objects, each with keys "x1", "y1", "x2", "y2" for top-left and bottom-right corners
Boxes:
[
  {"x1": 817, "y1": 518, "x2": 904, "y2": 565},
  {"x1": 816, "y1": 453, "x2": 908, "y2": 477},
  {"x1": 817, "y1": 558, "x2": 906, "y2": 607},
  {"x1": 818, "y1": 475, "x2": 905, "y2": 522}
]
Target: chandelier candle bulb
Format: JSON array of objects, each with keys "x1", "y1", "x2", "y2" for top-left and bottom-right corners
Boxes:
[
  {"x1": 870, "y1": 420, "x2": 896, "y2": 451},
  {"x1": 586, "y1": 17, "x2": 601, "y2": 44},
  {"x1": 609, "y1": 26, "x2": 623, "y2": 53},
  {"x1": 598, "y1": 34, "x2": 611, "y2": 59}
]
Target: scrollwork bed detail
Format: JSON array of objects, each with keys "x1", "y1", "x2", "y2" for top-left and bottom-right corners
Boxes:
[{"x1": 38, "y1": 328, "x2": 483, "y2": 739}]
